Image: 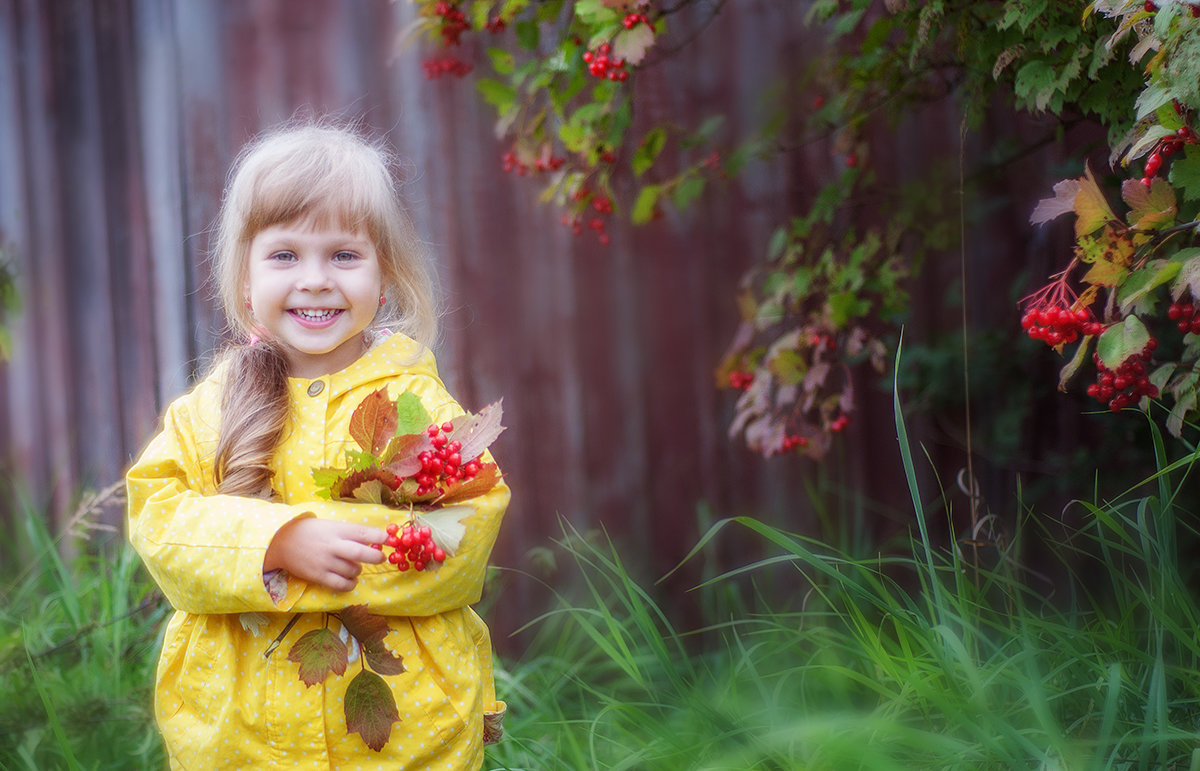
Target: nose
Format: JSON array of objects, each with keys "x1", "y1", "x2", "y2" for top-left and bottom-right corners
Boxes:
[{"x1": 295, "y1": 257, "x2": 334, "y2": 292}]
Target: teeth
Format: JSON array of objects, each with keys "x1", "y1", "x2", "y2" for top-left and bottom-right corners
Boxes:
[{"x1": 293, "y1": 309, "x2": 338, "y2": 321}]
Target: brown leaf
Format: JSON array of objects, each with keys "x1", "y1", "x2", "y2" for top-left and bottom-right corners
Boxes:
[
  {"x1": 450, "y1": 400, "x2": 505, "y2": 463},
  {"x1": 339, "y1": 604, "x2": 391, "y2": 648},
  {"x1": 349, "y1": 387, "x2": 398, "y2": 455},
  {"x1": 287, "y1": 628, "x2": 348, "y2": 687},
  {"x1": 344, "y1": 670, "x2": 399, "y2": 752},
  {"x1": 364, "y1": 644, "x2": 406, "y2": 676},
  {"x1": 434, "y1": 463, "x2": 501, "y2": 506}
]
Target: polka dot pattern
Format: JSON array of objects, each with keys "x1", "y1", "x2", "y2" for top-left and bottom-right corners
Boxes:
[{"x1": 126, "y1": 333, "x2": 510, "y2": 768}]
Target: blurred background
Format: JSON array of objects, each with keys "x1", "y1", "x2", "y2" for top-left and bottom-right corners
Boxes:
[{"x1": 0, "y1": 0, "x2": 1151, "y2": 643}]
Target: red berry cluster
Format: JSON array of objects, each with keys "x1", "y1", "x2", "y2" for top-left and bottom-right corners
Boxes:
[
  {"x1": 485, "y1": 16, "x2": 506, "y2": 34},
  {"x1": 380, "y1": 522, "x2": 446, "y2": 572},
  {"x1": 1168, "y1": 296, "x2": 1200, "y2": 335},
  {"x1": 501, "y1": 148, "x2": 566, "y2": 176},
  {"x1": 829, "y1": 413, "x2": 850, "y2": 432},
  {"x1": 432, "y1": 0, "x2": 470, "y2": 45},
  {"x1": 561, "y1": 186, "x2": 614, "y2": 244},
  {"x1": 810, "y1": 333, "x2": 837, "y2": 353},
  {"x1": 411, "y1": 422, "x2": 482, "y2": 496},
  {"x1": 728, "y1": 370, "x2": 754, "y2": 389},
  {"x1": 623, "y1": 11, "x2": 651, "y2": 29},
  {"x1": 1146, "y1": 1, "x2": 1200, "y2": 14},
  {"x1": 422, "y1": 56, "x2": 472, "y2": 79},
  {"x1": 1140, "y1": 122, "x2": 1197, "y2": 187},
  {"x1": 1021, "y1": 304, "x2": 1104, "y2": 346},
  {"x1": 781, "y1": 433, "x2": 808, "y2": 451},
  {"x1": 583, "y1": 43, "x2": 629, "y2": 81},
  {"x1": 1086, "y1": 340, "x2": 1159, "y2": 411}
]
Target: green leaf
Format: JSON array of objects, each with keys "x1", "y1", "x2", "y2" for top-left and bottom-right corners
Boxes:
[
  {"x1": 1058, "y1": 336, "x2": 1093, "y2": 391},
  {"x1": 344, "y1": 670, "x2": 399, "y2": 752},
  {"x1": 287, "y1": 628, "x2": 348, "y2": 687},
  {"x1": 632, "y1": 184, "x2": 661, "y2": 224},
  {"x1": 486, "y1": 47, "x2": 515, "y2": 75},
  {"x1": 514, "y1": 18, "x2": 539, "y2": 50},
  {"x1": 632, "y1": 127, "x2": 666, "y2": 176},
  {"x1": 1170, "y1": 247, "x2": 1200, "y2": 299},
  {"x1": 476, "y1": 78, "x2": 516, "y2": 110},
  {"x1": 1168, "y1": 145, "x2": 1200, "y2": 202},
  {"x1": 1097, "y1": 315, "x2": 1150, "y2": 370},
  {"x1": 415, "y1": 505, "x2": 475, "y2": 557},
  {"x1": 1117, "y1": 260, "x2": 1179, "y2": 314},
  {"x1": 827, "y1": 291, "x2": 869, "y2": 327},
  {"x1": 673, "y1": 175, "x2": 705, "y2": 211},
  {"x1": 394, "y1": 391, "x2": 431, "y2": 435},
  {"x1": 574, "y1": 0, "x2": 619, "y2": 25}
]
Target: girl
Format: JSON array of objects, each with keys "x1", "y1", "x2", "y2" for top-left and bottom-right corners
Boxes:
[{"x1": 126, "y1": 121, "x2": 509, "y2": 770}]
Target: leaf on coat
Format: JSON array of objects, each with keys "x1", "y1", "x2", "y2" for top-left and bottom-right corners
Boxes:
[
  {"x1": 351, "y1": 479, "x2": 386, "y2": 505},
  {"x1": 345, "y1": 670, "x2": 399, "y2": 752},
  {"x1": 349, "y1": 387, "x2": 398, "y2": 455},
  {"x1": 364, "y1": 644, "x2": 406, "y2": 676},
  {"x1": 434, "y1": 463, "x2": 502, "y2": 506},
  {"x1": 415, "y1": 505, "x2": 474, "y2": 557},
  {"x1": 239, "y1": 612, "x2": 269, "y2": 637},
  {"x1": 394, "y1": 390, "x2": 431, "y2": 436},
  {"x1": 287, "y1": 628, "x2": 348, "y2": 687},
  {"x1": 450, "y1": 400, "x2": 505, "y2": 463},
  {"x1": 339, "y1": 604, "x2": 391, "y2": 648}
]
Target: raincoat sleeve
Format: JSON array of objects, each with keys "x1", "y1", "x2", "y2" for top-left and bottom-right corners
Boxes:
[{"x1": 126, "y1": 397, "x2": 319, "y2": 615}]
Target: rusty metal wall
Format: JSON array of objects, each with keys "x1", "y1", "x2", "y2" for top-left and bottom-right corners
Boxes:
[{"x1": 1, "y1": 0, "x2": 927, "y2": 633}]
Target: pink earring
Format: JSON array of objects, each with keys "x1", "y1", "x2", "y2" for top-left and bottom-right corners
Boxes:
[
  {"x1": 379, "y1": 296, "x2": 386, "y2": 306},
  {"x1": 244, "y1": 299, "x2": 252, "y2": 310}
]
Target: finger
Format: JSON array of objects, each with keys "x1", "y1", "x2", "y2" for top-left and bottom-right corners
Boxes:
[
  {"x1": 323, "y1": 572, "x2": 357, "y2": 593},
  {"x1": 328, "y1": 556, "x2": 363, "y2": 581},
  {"x1": 342, "y1": 523, "x2": 388, "y2": 546}
]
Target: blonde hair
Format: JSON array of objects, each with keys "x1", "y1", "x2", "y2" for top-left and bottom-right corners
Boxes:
[{"x1": 210, "y1": 120, "x2": 438, "y2": 497}]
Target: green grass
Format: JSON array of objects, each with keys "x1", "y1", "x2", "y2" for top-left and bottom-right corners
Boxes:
[
  {"x1": 483, "y1": 397, "x2": 1200, "y2": 770},
  {"x1": 5, "y1": 403, "x2": 1200, "y2": 769},
  {"x1": 0, "y1": 485, "x2": 167, "y2": 770}
]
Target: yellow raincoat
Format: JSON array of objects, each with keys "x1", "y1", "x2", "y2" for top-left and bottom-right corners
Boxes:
[{"x1": 126, "y1": 332, "x2": 509, "y2": 770}]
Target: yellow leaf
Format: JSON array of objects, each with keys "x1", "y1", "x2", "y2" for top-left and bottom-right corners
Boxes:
[{"x1": 1074, "y1": 164, "x2": 1117, "y2": 237}]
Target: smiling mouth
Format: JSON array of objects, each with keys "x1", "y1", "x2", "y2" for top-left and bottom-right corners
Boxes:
[{"x1": 289, "y1": 309, "x2": 343, "y2": 322}]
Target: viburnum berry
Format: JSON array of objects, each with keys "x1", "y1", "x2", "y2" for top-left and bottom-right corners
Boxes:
[
  {"x1": 1021, "y1": 303, "x2": 1103, "y2": 346},
  {"x1": 422, "y1": 55, "x2": 472, "y2": 79},
  {"x1": 432, "y1": 0, "x2": 470, "y2": 46},
  {"x1": 376, "y1": 520, "x2": 447, "y2": 573},
  {"x1": 1086, "y1": 340, "x2": 1159, "y2": 412},
  {"x1": 830, "y1": 414, "x2": 850, "y2": 432},
  {"x1": 728, "y1": 370, "x2": 754, "y2": 389},
  {"x1": 782, "y1": 434, "x2": 808, "y2": 451},
  {"x1": 1168, "y1": 295, "x2": 1200, "y2": 335},
  {"x1": 583, "y1": 42, "x2": 629, "y2": 81}
]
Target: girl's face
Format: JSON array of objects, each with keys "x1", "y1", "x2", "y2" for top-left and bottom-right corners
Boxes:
[{"x1": 245, "y1": 217, "x2": 383, "y2": 379}]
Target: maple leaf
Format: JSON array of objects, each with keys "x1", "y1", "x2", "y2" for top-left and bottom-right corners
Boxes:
[
  {"x1": 394, "y1": 390, "x2": 431, "y2": 435},
  {"x1": 349, "y1": 387, "x2": 397, "y2": 456},
  {"x1": 613, "y1": 22, "x2": 655, "y2": 65},
  {"x1": 1122, "y1": 177, "x2": 1177, "y2": 231},
  {"x1": 382, "y1": 431, "x2": 433, "y2": 477},
  {"x1": 364, "y1": 645, "x2": 406, "y2": 676},
  {"x1": 1030, "y1": 179, "x2": 1082, "y2": 226},
  {"x1": 414, "y1": 505, "x2": 474, "y2": 557},
  {"x1": 434, "y1": 463, "x2": 502, "y2": 506},
  {"x1": 450, "y1": 400, "x2": 505, "y2": 463},
  {"x1": 339, "y1": 604, "x2": 391, "y2": 648},
  {"x1": 345, "y1": 670, "x2": 399, "y2": 752},
  {"x1": 351, "y1": 479, "x2": 387, "y2": 505},
  {"x1": 1074, "y1": 165, "x2": 1118, "y2": 237},
  {"x1": 287, "y1": 628, "x2": 348, "y2": 687}
]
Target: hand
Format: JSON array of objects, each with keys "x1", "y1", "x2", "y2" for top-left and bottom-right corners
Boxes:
[{"x1": 264, "y1": 517, "x2": 386, "y2": 593}]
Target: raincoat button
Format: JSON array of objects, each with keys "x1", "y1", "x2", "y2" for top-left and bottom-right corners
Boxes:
[{"x1": 307, "y1": 380, "x2": 325, "y2": 397}]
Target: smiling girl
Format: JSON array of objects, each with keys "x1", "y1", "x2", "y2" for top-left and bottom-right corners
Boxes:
[{"x1": 126, "y1": 121, "x2": 509, "y2": 769}]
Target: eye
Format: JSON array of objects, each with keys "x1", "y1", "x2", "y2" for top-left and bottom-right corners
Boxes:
[
  {"x1": 269, "y1": 250, "x2": 297, "y2": 262},
  {"x1": 332, "y1": 250, "x2": 360, "y2": 263}
]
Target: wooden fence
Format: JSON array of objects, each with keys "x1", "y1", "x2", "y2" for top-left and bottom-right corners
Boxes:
[{"x1": 0, "y1": 0, "x2": 1092, "y2": 640}]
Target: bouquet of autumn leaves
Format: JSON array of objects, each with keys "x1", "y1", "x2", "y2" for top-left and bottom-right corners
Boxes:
[{"x1": 271, "y1": 386, "x2": 504, "y2": 752}]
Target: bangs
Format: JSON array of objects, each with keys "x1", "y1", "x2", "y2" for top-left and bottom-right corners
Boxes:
[{"x1": 235, "y1": 133, "x2": 394, "y2": 243}]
